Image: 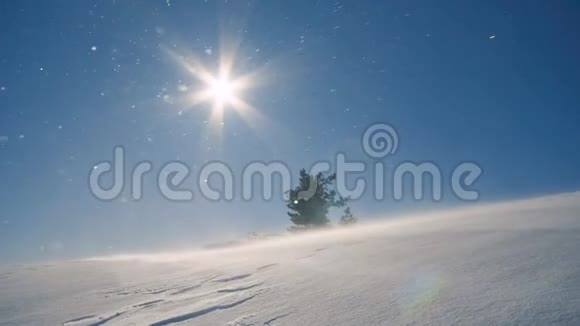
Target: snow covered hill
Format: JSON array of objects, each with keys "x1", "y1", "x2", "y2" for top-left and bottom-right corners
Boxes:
[{"x1": 1, "y1": 193, "x2": 580, "y2": 325}]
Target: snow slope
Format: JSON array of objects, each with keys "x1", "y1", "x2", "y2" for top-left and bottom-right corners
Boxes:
[{"x1": 1, "y1": 193, "x2": 580, "y2": 325}]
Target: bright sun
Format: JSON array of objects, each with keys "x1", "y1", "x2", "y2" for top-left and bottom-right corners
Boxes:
[
  {"x1": 165, "y1": 46, "x2": 267, "y2": 131},
  {"x1": 206, "y1": 76, "x2": 236, "y2": 107}
]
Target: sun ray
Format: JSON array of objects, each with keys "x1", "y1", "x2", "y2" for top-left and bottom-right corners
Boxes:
[{"x1": 163, "y1": 42, "x2": 282, "y2": 150}]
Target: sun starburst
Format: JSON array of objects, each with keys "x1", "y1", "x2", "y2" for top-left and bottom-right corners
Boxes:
[{"x1": 164, "y1": 46, "x2": 264, "y2": 133}]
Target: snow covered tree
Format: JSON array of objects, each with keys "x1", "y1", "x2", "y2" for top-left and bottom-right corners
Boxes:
[
  {"x1": 287, "y1": 169, "x2": 347, "y2": 229},
  {"x1": 339, "y1": 207, "x2": 357, "y2": 225}
]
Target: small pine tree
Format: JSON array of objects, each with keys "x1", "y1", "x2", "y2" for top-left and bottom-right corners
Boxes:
[
  {"x1": 339, "y1": 207, "x2": 357, "y2": 225},
  {"x1": 287, "y1": 169, "x2": 347, "y2": 229}
]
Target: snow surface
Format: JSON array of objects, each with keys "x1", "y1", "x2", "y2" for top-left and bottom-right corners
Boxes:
[{"x1": 2, "y1": 193, "x2": 580, "y2": 325}]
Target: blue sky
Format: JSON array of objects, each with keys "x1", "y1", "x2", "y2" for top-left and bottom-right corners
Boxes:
[{"x1": 1, "y1": 0, "x2": 579, "y2": 262}]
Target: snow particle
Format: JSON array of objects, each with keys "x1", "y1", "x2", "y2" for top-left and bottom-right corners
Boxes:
[
  {"x1": 91, "y1": 46, "x2": 97, "y2": 52},
  {"x1": 489, "y1": 35, "x2": 496, "y2": 40}
]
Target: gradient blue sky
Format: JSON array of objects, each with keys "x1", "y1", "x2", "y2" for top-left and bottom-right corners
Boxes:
[{"x1": 1, "y1": 0, "x2": 579, "y2": 262}]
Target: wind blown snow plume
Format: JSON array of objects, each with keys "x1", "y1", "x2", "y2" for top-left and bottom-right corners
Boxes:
[{"x1": 1, "y1": 192, "x2": 580, "y2": 325}]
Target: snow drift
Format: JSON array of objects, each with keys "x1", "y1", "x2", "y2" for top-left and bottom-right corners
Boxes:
[{"x1": 1, "y1": 192, "x2": 580, "y2": 325}]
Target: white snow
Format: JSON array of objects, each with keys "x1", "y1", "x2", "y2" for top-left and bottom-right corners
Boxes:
[{"x1": 1, "y1": 192, "x2": 580, "y2": 325}]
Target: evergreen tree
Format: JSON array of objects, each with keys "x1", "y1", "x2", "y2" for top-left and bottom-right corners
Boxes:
[
  {"x1": 287, "y1": 169, "x2": 347, "y2": 228},
  {"x1": 339, "y1": 207, "x2": 357, "y2": 225}
]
